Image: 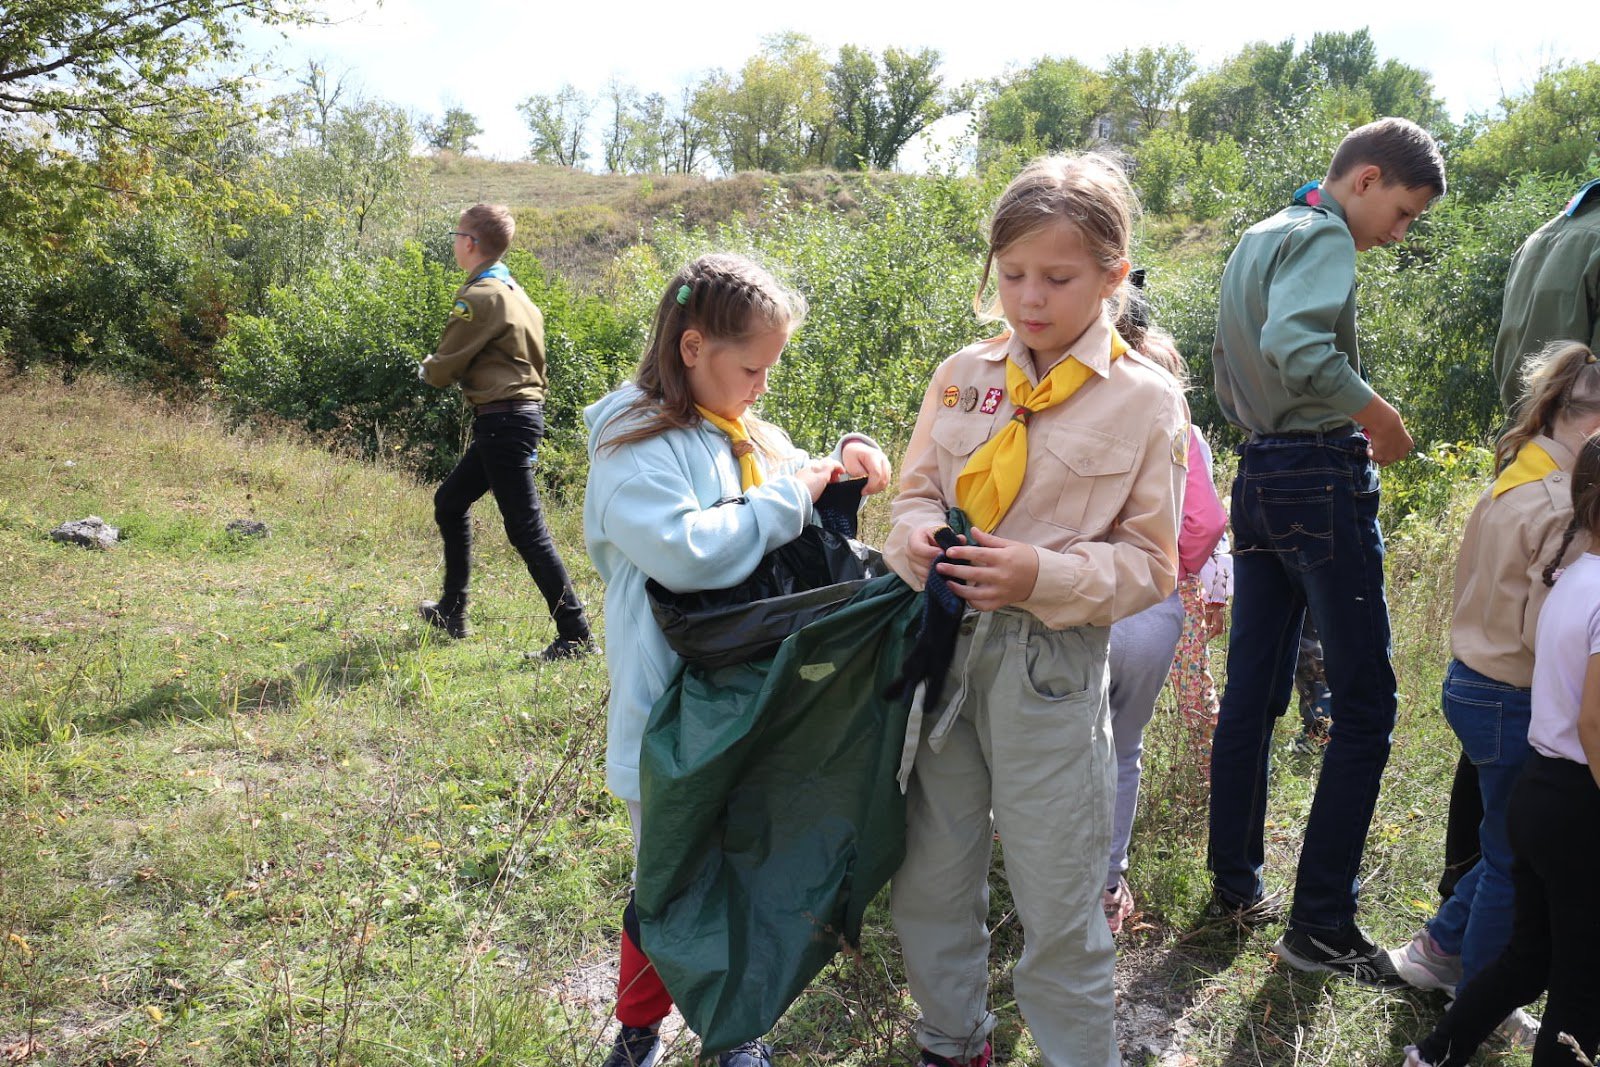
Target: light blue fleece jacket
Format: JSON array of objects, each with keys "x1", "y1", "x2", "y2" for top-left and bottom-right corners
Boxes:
[{"x1": 584, "y1": 382, "x2": 871, "y2": 803}]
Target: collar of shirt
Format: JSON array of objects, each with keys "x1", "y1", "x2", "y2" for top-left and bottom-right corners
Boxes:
[
  {"x1": 1564, "y1": 178, "x2": 1600, "y2": 217},
  {"x1": 472, "y1": 262, "x2": 512, "y2": 283},
  {"x1": 980, "y1": 313, "x2": 1117, "y2": 384},
  {"x1": 1294, "y1": 180, "x2": 1349, "y2": 224},
  {"x1": 1537, "y1": 432, "x2": 1577, "y2": 469}
]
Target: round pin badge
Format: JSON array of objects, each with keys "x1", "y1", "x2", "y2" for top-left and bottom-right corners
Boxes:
[
  {"x1": 942, "y1": 386, "x2": 960, "y2": 408},
  {"x1": 961, "y1": 386, "x2": 979, "y2": 411}
]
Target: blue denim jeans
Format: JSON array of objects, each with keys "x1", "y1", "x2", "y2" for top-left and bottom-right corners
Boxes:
[
  {"x1": 1426, "y1": 659, "x2": 1531, "y2": 984},
  {"x1": 1208, "y1": 431, "x2": 1397, "y2": 933}
]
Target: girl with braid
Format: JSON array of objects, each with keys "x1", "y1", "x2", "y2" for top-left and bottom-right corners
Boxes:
[
  {"x1": 884, "y1": 154, "x2": 1187, "y2": 1067},
  {"x1": 1407, "y1": 419, "x2": 1600, "y2": 1067},
  {"x1": 1390, "y1": 341, "x2": 1600, "y2": 1051},
  {"x1": 582, "y1": 252, "x2": 890, "y2": 1067}
]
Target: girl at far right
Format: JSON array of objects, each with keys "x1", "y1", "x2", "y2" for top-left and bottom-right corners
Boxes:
[
  {"x1": 1404, "y1": 352, "x2": 1600, "y2": 1067},
  {"x1": 1389, "y1": 341, "x2": 1600, "y2": 1051}
]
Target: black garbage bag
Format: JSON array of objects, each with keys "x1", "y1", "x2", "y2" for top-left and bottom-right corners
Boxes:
[
  {"x1": 634, "y1": 570, "x2": 923, "y2": 1054},
  {"x1": 645, "y1": 480, "x2": 888, "y2": 670}
]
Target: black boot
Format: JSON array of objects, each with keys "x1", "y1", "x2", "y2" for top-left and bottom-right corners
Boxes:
[{"x1": 419, "y1": 597, "x2": 467, "y2": 639}]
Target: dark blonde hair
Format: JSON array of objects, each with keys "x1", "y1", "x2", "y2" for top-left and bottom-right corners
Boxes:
[
  {"x1": 602, "y1": 253, "x2": 806, "y2": 454},
  {"x1": 1113, "y1": 270, "x2": 1188, "y2": 388},
  {"x1": 1497, "y1": 342, "x2": 1600, "y2": 473},
  {"x1": 1543, "y1": 431, "x2": 1600, "y2": 587},
  {"x1": 1326, "y1": 117, "x2": 1446, "y2": 197},
  {"x1": 459, "y1": 203, "x2": 515, "y2": 260},
  {"x1": 975, "y1": 153, "x2": 1137, "y2": 323}
]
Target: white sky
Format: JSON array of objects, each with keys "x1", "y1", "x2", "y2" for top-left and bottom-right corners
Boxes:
[{"x1": 242, "y1": 0, "x2": 1590, "y2": 166}]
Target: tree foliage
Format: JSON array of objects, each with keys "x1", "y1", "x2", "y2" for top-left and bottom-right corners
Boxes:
[
  {"x1": 828, "y1": 45, "x2": 946, "y2": 170},
  {"x1": 700, "y1": 33, "x2": 833, "y2": 173},
  {"x1": 1453, "y1": 62, "x2": 1600, "y2": 197},
  {"x1": 422, "y1": 107, "x2": 483, "y2": 156},
  {"x1": 976, "y1": 56, "x2": 1104, "y2": 161},
  {"x1": 518, "y1": 84, "x2": 594, "y2": 168},
  {"x1": 1104, "y1": 45, "x2": 1196, "y2": 139},
  {"x1": 0, "y1": 0, "x2": 310, "y2": 265}
]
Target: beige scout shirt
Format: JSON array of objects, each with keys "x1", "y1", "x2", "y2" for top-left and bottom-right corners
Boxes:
[
  {"x1": 1451, "y1": 434, "x2": 1590, "y2": 688},
  {"x1": 886, "y1": 314, "x2": 1187, "y2": 629},
  {"x1": 419, "y1": 269, "x2": 548, "y2": 406}
]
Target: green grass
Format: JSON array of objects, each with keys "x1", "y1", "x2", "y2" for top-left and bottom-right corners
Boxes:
[{"x1": 0, "y1": 371, "x2": 1527, "y2": 1065}]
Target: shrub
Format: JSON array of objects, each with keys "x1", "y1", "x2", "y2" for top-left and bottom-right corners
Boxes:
[
  {"x1": 218, "y1": 244, "x2": 640, "y2": 487},
  {"x1": 4, "y1": 216, "x2": 232, "y2": 386}
]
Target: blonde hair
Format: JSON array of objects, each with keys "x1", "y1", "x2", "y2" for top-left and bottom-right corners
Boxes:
[
  {"x1": 602, "y1": 253, "x2": 806, "y2": 455},
  {"x1": 1496, "y1": 341, "x2": 1600, "y2": 473},
  {"x1": 1543, "y1": 431, "x2": 1600, "y2": 587},
  {"x1": 459, "y1": 203, "x2": 514, "y2": 260},
  {"x1": 975, "y1": 153, "x2": 1138, "y2": 323}
]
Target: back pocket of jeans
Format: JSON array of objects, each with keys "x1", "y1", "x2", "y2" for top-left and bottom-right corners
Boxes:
[{"x1": 1257, "y1": 484, "x2": 1334, "y2": 571}]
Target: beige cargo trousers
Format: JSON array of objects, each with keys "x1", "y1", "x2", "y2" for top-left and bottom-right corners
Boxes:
[{"x1": 892, "y1": 608, "x2": 1118, "y2": 1067}]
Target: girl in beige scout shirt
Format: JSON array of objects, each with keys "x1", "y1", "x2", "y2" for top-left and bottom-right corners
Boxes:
[
  {"x1": 884, "y1": 154, "x2": 1187, "y2": 1067},
  {"x1": 1386, "y1": 340, "x2": 1600, "y2": 1043}
]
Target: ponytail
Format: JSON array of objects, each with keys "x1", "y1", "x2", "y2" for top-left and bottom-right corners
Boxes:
[
  {"x1": 1497, "y1": 342, "x2": 1600, "y2": 473},
  {"x1": 1545, "y1": 431, "x2": 1600, "y2": 586}
]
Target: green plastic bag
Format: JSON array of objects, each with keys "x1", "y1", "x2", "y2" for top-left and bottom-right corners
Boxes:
[{"x1": 634, "y1": 571, "x2": 923, "y2": 1053}]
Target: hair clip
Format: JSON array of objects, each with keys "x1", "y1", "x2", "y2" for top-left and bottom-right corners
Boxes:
[{"x1": 676, "y1": 284, "x2": 691, "y2": 306}]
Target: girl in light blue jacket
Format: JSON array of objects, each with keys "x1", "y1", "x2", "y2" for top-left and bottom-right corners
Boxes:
[{"x1": 583, "y1": 252, "x2": 890, "y2": 1067}]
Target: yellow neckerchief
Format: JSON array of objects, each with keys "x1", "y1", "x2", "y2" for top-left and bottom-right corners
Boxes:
[
  {"x1": 955, "y1": 331, "x2": 1127, "y2": 530},
  {"x1": 1491, "y1": 440, "x2": 1559, "y2": 498},
  {"x1": 695, "y1": 405, "x2": 765, "y2": 491}
]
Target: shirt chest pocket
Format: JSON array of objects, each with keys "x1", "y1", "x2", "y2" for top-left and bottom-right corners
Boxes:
[
  {"x1": 1024, "y1": 424, "x2": 1140, "y2": 535},
  {"x1": 930, "y1": 411, "x2": 999, "y2": 462}
]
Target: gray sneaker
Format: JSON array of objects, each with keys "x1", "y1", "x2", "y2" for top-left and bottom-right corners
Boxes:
[{"x1": 1388, "y1": 929, "x2": 1462, "y2": 994}]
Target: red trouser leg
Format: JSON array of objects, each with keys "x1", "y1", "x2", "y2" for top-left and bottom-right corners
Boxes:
[{"x1": 615, "y1": 895, "x2": 673, "y2": 1028}]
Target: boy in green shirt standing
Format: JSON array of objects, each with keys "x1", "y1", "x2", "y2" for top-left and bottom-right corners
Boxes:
[
  {"x1": 1207, "y1": 118, "x2": 1445, "y2": 982},
  {"x1": 1492, "y1": 177, "x2": 1600, "y2": 409}
]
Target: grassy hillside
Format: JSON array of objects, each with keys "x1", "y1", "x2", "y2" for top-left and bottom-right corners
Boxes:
[
  {"x1": 0, "y1": 372, "x2": 1527, "y2": 1065},
  {"x1": 414, "y1": 157, "x2": 927, "y2": 285}
]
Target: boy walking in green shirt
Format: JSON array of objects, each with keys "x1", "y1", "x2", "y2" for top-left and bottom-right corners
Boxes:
[{"x1": 1207, "y1": 118, "x2": 1445, "y2": 982}]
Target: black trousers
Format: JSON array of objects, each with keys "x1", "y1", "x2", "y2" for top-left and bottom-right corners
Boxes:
[
  {"x1": 1418, "y1": 752, "x2": 1600, "y2": 1067},
  {"x1": 433, "y1": 407, "x2": 589, "y2": 640}
]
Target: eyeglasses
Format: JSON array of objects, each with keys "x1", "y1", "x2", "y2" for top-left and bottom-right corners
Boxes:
[{"x1": 448, "y1": 230, "x2": 477, "y2": 242}]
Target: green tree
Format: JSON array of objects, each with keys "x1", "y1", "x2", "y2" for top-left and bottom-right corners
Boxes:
[
  {"x1": 1289, "y1": 29, "x2": 1377, "y2": 92},
  {"x1": 829, "y1": 44, "x2": 946, "y2": 170},
  {"x1": 0, "y1": 0, "x2": 311, "y2": 265},
  {"x1": 422, "y1": 107, "x2": 483, "y2": 156},
  {"x1": 322, "y1": 100, "x2": 414, "y2": 244},
  {"x1": 1104, "y1": 45, "x2": 1196, "y2": 139},
  {"x1": 669, "y1": 80, "x2": 713, "y2": 174},
  {"x1": 518, "y1": 84, "x2": 593, "y2": 168},
  {"x1": 977, "y1": 56, "x2": 1104, "y2": 160},
  {"x1": 701, "y1": 33, "x2": 833, "y2": 172},
  {"x1": 1453, "y1": 62, "x2": 1600, "y2": 196},
  {"x1": 1131, "y1": 127, "x2": 1194, "y2": 213},
  {"x1": 1181, "y1": 39, "x2": 1296, "y2": 144},
  {"x1": 1364, "y1": 59, "x2": 1448, "y2": 132},
  {"x1": 600, "y1": 78, "x2": 637, "y2": 173},
  {"x1": 624, "y1": 91, "x2": 670, "y2": 173}
]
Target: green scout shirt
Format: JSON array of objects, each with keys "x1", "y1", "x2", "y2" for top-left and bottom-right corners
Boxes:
[
  {"x1": 1212, "y1": 184, "x2": 1375, "y2": 435},
  {"x1": 1492, "y1": 179, "x2": 1600, "y2": 410},
  {"x1": 419, "y1": 263, "x2": 548, "y2": 406}
]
